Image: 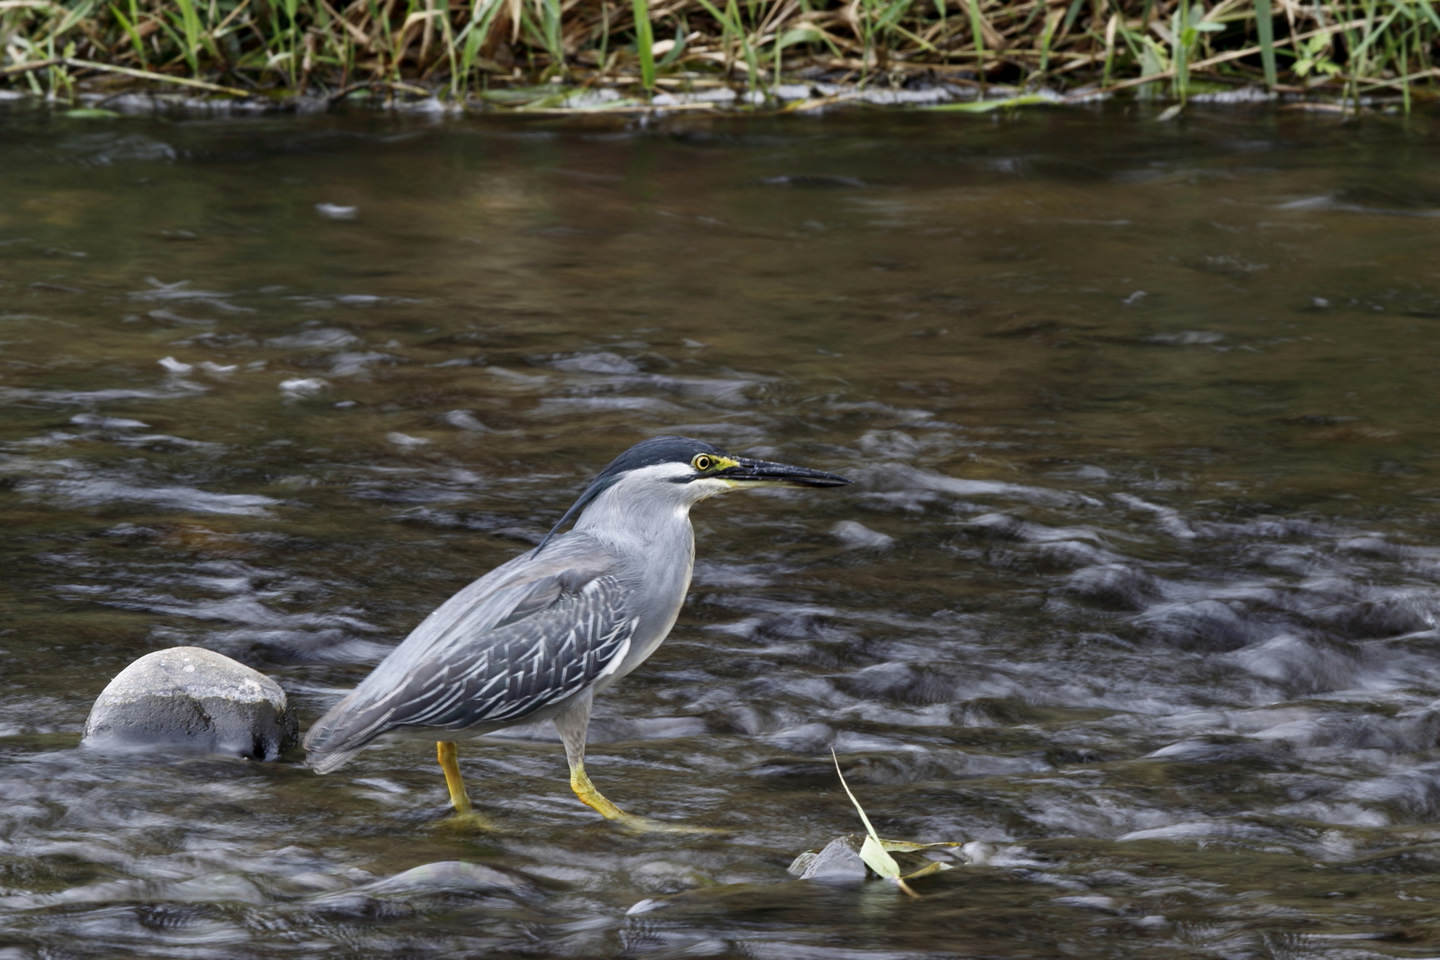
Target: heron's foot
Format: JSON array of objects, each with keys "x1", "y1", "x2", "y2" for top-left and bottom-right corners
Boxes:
[
  {"x1": 569, "y1": 763, "x2": 727, "y2": 834},
  {"x1": 436, "y1": 808, "x2": 499, "y2": 832}
]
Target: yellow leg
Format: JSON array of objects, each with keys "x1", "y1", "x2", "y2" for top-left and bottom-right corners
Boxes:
[
  {"x1": 568, "y1": 758, "x2": 725, "y2": 835},
  {"x1": 436, "y1": 740, "x2": 471, "y2": 813},
  {"x1": 434, "y1": 740, "x2": 495, "y2": 830},
  {"x1": 569, "y1": 759, "x2": 627, "y2": 820},
  {"x1": 555, "y1": 691, "x2": 722, "y2": 833}
]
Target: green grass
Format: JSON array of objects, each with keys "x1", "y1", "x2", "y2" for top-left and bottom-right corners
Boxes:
[
  {"x1": 632, "y1": 0, "x2": 656, "y2": 91},
  {"x1": 1, "y1": 0, "x2": 1436, "y2": 109}
]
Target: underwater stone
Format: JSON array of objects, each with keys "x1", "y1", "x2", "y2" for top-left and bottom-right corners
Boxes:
[
  {"x1": 366, "y1": 861, "x2": 538, "y2": 899},
  {"x1": 1062, "y1": 563, "x2": 1164, "y2": 611},
  {"x1": 82, "y1": 646, "x2": 296, "y2": 760},
  {"x1": 830, "y1": 520, "x2": 895, "y2": 550}
]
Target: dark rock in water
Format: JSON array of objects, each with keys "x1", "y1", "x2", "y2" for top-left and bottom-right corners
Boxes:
[
  {"x1": 1225, "y1": 633, "x2": 1359, "y2": 696},
  {"x1": 1062, "y1": 563, "x2": 1165, "y2": 611},
  {"x1": 787, "y1": 836, "x2": 868, "y2": 884},
  {"x1": 1321, "y1": 593, "x2": 1437, "y2": 639},
  {"x1": 82, "y1": 646, "x2": 296, "y2": 760},
  {"x1": 1138, "y1": 599, "x2": 1255, "y2": 652},
  {"x1": 845, "y1": 661, "x2": 956, "y2": 705}
]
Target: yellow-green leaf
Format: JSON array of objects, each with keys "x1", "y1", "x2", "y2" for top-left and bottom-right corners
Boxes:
[
  {"x1": 858, "y1": 833, "x2": 901, "y2": 879},
  {"x1": 899, "y1": 860, "x2": 952, "y2": 881},
  {"x1": 831, "y1": 749, "x2": 914, "y2": 894},
  {"x1": 880, "y1": 838, "x2": 964, "y2": 853}
]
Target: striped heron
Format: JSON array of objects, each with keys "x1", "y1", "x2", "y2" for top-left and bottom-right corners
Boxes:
[{"x1": 303, "y1": 436, "x2": 849, "y2": 828}]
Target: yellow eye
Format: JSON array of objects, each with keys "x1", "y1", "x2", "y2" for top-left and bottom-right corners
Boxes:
[{"x1": 692, "y1": 454, "x2": 714, "y2": 472}]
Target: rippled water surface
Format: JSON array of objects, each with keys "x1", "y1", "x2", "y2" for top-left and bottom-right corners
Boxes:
[{"x1": 5, "y1": 102, "x2": 1440, "y2": 958}]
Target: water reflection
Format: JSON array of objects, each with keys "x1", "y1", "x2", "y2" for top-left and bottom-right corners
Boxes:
[{"x1": 2, "y1": 103, "x2": 1440, "y2": 958}]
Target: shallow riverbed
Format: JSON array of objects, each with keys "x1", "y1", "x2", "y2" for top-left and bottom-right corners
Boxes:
[{"x1": 4, "y1": 101, "x2": 1440, "y2": 958}]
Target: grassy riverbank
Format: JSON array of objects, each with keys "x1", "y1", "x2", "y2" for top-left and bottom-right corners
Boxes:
[{"x1": 2, "y1": 0, "x2": 1437, "y2": 109}]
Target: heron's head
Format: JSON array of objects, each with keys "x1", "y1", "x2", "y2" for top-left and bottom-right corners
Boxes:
[{"x1": 540, "y1": 436, "x2": 850, "y2": 548}]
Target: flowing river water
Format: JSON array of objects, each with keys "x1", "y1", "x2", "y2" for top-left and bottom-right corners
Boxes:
[{"x1": 3, "y1": 101, "x2": 1440, "y2": 958}]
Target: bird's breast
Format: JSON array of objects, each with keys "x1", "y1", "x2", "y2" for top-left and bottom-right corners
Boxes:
[{"x1": 602, "y1": 532, "x2": 695, "y2": 685}]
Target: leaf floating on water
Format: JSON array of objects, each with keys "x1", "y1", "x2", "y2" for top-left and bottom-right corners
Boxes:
[
  {"x1": 879, "y1": 838, "x2": 964, "y2": 853},
  {"x1": 896, "y1": 859, "x2": 950, "y2": 882},
  {"x1": 860, "y1": 835, "x2": 908, "y2": 889},
  {"x1": 830, "y1": 749, "x2": 919, "y2": 898}
]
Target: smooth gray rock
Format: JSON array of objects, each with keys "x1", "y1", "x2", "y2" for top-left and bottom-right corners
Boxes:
[
  {"x1": 82, "y1": 646, "x2": 296, "y2": 760},
  {"x1": 787, "y1": 836, "x2": 868, "y2": 884}
]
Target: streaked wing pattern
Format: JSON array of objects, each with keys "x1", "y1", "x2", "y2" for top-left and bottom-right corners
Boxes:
[
  {"x1": 408, "y1": 575, "x2": 636, "y2": 729},
  {"x1": 333, "y1": 573, "x2": 637, "y2": 745}
]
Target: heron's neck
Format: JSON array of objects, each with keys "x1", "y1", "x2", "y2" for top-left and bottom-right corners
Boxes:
[{"x1": 572, "y1": 478, "x2": 697, "y2": 555}]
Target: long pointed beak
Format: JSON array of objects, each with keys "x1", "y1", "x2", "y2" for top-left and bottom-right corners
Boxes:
[{"x1": 717, "y1": 455, "x2": 851, "y2": 488}]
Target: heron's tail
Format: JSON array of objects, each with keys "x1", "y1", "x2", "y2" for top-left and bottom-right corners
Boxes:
[{"x1": 302, "y1": 693, "x2": 368, "y2": 773}]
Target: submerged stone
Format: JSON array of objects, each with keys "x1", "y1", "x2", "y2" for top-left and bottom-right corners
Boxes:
[
  {"x1": 830, "y1": 519, "x2": 895, "y2": 550},
  {"x1": 1063, "y1": 562, "x2": 1164, "y2": 611},
  {"x1": 366, "y1": 860, "x2": 538, "y2": 898},
  {"x1": 82, "y1": 646, "x2": 296, "y2": 760}
]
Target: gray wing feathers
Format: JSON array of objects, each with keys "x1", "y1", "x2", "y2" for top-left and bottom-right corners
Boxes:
[
  {"x1": 383, "y1": 577, "x2": 635, "y2": 729},
  {"x1": 304, "y1": 535, "x2": 636, "y2": 771}
]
